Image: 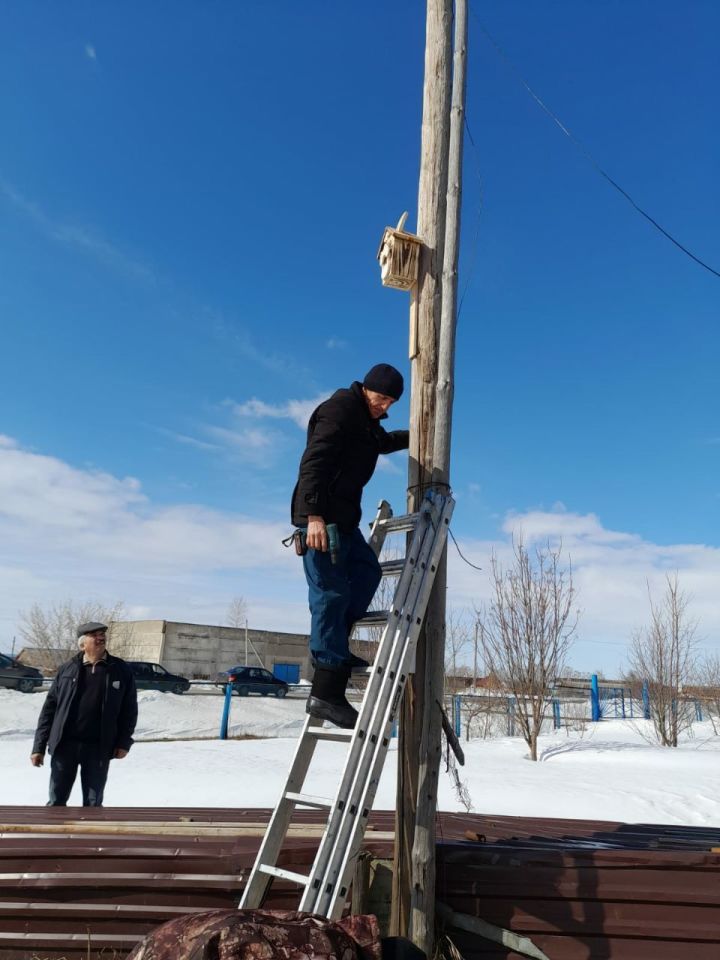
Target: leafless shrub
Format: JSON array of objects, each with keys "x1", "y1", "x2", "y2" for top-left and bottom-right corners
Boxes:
[
  {"x1": 462, "y1": 695, "x2": 507, "y2": 740},
  {"x1": 476, "y1": 537, "x2": 578, "y2": 760},
  {"x1": 628, "y1": 574, "x2": 699, "y2": 747}
]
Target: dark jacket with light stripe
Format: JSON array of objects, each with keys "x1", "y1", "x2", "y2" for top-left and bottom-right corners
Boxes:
[
  {"x1": 291, "y1": 381, "x2": 409, "y2": 532},
  {"x1": 32, "y1": 652, "x2": 138, "y2": 758}
]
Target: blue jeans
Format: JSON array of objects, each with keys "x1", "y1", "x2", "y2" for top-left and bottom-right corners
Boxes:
[
  {"x1": 303, "y1": 527, "x2": 382, "y2": 669},
  {"x1": 47, "y1": 739, "x2": 110, "y2": 806}
]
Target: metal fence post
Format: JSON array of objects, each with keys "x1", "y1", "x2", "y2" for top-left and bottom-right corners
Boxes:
[
  {"x1": 552, "y1": 698, "x2": 561, "y2": 730},
  {"x1": 642, "y1": 681, "x2": 650, "y2": 720},
  {"x1": 219, "y1": 682, "x2": 233, "y2": 739},
  {"x1": 454, "y1": 694, "x2": 462, "y2": 738},
  {"x1": 590, "y1": 674, "x2": 600, "y2": 722},
  {"x1": 695, "y1": 699, "x2": 703, "y2": 722}
]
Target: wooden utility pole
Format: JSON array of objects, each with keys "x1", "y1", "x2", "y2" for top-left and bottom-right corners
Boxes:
[{"x1": 392, "y1": 0, "x2": 467, "y2": 953}]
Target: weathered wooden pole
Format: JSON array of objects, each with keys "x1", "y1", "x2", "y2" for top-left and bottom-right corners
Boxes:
[{"x1": 392, "y1": 0, "x2": 466, "y2": 952}]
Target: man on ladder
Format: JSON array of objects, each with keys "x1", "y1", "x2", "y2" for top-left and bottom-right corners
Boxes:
[{"x1": 291, "y1": 363, "x2": 408, "y2": 729}]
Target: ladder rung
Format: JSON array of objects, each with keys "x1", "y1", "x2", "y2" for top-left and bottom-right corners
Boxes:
[
  {"x1": 258, "y1": 864, "x2": 309, "y2": 886},
  {"x1": 306, "y1": 726, "x2": 354, "y2": 742},
  {"x1": 355, "y1": 609, "x2": 389, "y2": 627},
  {"x1": 285, "y1": 791, "x2": 333, "y2": 809},
  {"x1": 379, "y1": 558, "x2": 405, "y2": 577},
  {"x1": 377, "y1": 513, "x2": 418, "y2": 534}
]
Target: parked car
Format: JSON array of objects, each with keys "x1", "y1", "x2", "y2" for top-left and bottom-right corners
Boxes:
[
  {"x1": 0, "y1": 653, "x2": 44, "y2": 692},
  {"x1": 215, "y1": 665, "x2": 288, "y2": 698},
  {"x1": 127, "y1": 661, "x2": 191, "y2": 694}
]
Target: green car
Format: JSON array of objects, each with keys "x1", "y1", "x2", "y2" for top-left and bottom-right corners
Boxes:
[
  {"x1": 127, "y1": 661, "x2": 191, "y2": 694},
  {"x1": 0, "y1": 652, "x2": 44, "y2": 692}
]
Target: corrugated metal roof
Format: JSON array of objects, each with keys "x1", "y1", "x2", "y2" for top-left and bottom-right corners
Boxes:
[{"x1": 0, "y1": 806, "x2": 717, "y2": 959}]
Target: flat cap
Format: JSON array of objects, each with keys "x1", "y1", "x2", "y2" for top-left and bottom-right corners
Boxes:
[{"x1": 76, "y1": 621, "x2": 108, "y2": 638}]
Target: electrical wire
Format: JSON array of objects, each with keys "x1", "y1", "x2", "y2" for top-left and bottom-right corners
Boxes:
[
  {"x1": 449, "y1": 527, "x2": 483, "y2": 571},
  {"x1": 470, "y1": 9, "x2": 720, "y2": 280}
]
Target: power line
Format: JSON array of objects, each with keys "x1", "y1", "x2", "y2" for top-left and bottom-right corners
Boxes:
[
  {"x1": 448, "y1": 527, "x2": 483, "y2": 571},
  {"x1": 470, "y1": 9, "x2": 720, "y2": 280}
]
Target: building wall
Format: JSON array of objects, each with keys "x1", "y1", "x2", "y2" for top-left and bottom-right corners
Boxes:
[
  {"x1": 108, "y1": 620, "x2": 165, "y2": 664},
  {"x1": 108, "y1": 620, "x2": 311, "y2": 680}
]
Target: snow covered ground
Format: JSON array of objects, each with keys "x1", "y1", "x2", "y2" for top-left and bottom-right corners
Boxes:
[{"x1": 1, "y1": 687, "x2": 718, "y2": 825}]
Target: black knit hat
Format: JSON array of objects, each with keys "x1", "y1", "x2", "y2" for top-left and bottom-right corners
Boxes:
[
  {"x1": 363, "y1": 363, "x2": 404, "y2": 400},
  {"x1": 76, "y1": 621, "x2": 108, "y2": 638}
]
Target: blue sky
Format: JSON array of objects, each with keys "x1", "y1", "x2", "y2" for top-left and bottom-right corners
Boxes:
[{"x1": 1, "y1": 1, "x2": 718, "y2": 673}]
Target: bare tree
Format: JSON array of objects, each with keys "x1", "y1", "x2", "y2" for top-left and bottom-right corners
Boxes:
[
  {"x1": 18, "y1": 599, "x2": 125, "y2": 671},
  {"x1": 629, "y1": 574, "x2": 699, "y2": 747},
  {"x1": 476, "y1": 538, "x2": 579, "y2": 761},
  {"x1": 697, "y1": 652, "x2": 720, "y2": 735},
  {"x1": 444, "y1": 608, "x2": 472, "y2": 690},
  {"x1": 225, "y1": 596, "x2": 248, "y2": 629},
  {"x1": 463, "y1": 695, "x2": 506, "y2": 741}
]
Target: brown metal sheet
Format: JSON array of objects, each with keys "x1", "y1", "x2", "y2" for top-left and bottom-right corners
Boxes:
[{"x1": 0, "y1": 806, "x2": 718, "y2": 959}]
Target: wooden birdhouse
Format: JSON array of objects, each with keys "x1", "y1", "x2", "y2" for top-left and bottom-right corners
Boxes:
[{"x1": 377, "y1": 212, "x2": 421, "y2": 290}]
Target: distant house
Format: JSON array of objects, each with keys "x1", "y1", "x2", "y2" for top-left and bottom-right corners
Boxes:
[
  {"x1": 108, "y1": 620, "x2": 312, "y2": 683},
  {"x1": 444, "y1": 673, "x2": 501, "y2": 694},
  {"x1": 15, "y1": 647, "x2": 66, "y2": 674}
]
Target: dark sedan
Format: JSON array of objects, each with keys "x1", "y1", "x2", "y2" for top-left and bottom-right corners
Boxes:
[
  {"x1": 0, "y1": 653, "x2": 44, "y2": 692},
  {"x1": 127, "y1": 661, "x2": 191, "y2": 694},
  {"x1": 215, "y1": 665, "x2": 288, "y2": 698}
]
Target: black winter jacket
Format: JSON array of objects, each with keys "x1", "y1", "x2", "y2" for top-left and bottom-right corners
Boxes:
[
  {"x1": 32, "y1": 652, "x2": 138, "y2": 758},
  {"x1": 291, "y1": 381, "x2": 409, "y2": 532}
]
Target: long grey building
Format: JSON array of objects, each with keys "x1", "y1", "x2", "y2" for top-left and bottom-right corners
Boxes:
[{"x1": 107, "y1": 620, "x2": 311, "y2": 682}]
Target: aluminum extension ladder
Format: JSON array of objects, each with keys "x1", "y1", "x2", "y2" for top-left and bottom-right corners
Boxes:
[{"x1": 239, "y1": 489, "x2": 454, "y2": 919}]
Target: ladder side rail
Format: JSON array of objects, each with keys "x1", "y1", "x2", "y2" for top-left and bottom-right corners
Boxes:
[
  {"x1": 367, "y1": 499, "x2": 393, "y2": 557},
  {"x1": 402, "y1": 495, "x2": 454, "y2": 675},
  {"x1": 239, "y1": 714, "x2": 320, "y2": 908},
  {"x1": 317, "y1": 498, "x2": 455, "y2": 917},
  {"x1": 349, "y1": 498, "x2": 393, "y2": 654},
  {"x1": 297, "y1": 507, "x2": 438, "y2": 913},
  {"x1": 300, "y1": 498, "x2": 449, "y2": 913}
]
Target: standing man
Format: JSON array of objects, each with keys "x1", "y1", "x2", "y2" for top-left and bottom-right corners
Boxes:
[
  {"x1": 292, "y1": 363, "x2": 409, "y2": 728},
  {"x1": 30, "y1": 622, "x2": 138, "y2": 806}
]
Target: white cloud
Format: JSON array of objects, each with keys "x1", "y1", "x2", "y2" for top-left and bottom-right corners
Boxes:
[
  {"x1": 210, "y1": 316, "x2": 314, "y2": 382},
  {"x1": 201, "y1": 424, "x2": 282, "y2": 468},
  {"x1": 326, "y1": 337, "x2": 348, "y2": 350},
  {"x1": 157, "y1": 429, "x2": 220, "y2": 453},
  {"x1": 0, "y1": 178, "x2": 154, "y2": 281},
  {"x1": 160, "y1": 394, "x2": 323, "y2": 465},
  {"x1": 0, "y1": 438, "x2": 306, "y2": 642},
  {"x1": 375, "y1": 455, "x2": 402, "y2": 474},
  {"x1": 447, "y1": 507, "x2": 720, "y2": 672},
  {"x1": 229, "y1": 394, "x2": 327, "y2": 430},
  {"x1": 85, "y1": 44, "x2": 97, "y2": 60}
]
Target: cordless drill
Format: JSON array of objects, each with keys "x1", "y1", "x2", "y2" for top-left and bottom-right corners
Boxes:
[{"x1": 326, "y1": 523, "x2": 340, "y2": 564}]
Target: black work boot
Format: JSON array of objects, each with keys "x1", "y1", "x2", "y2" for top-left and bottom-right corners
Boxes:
[{"x1": 306, "y1": 665, "x2": 358, "y2": 729}]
